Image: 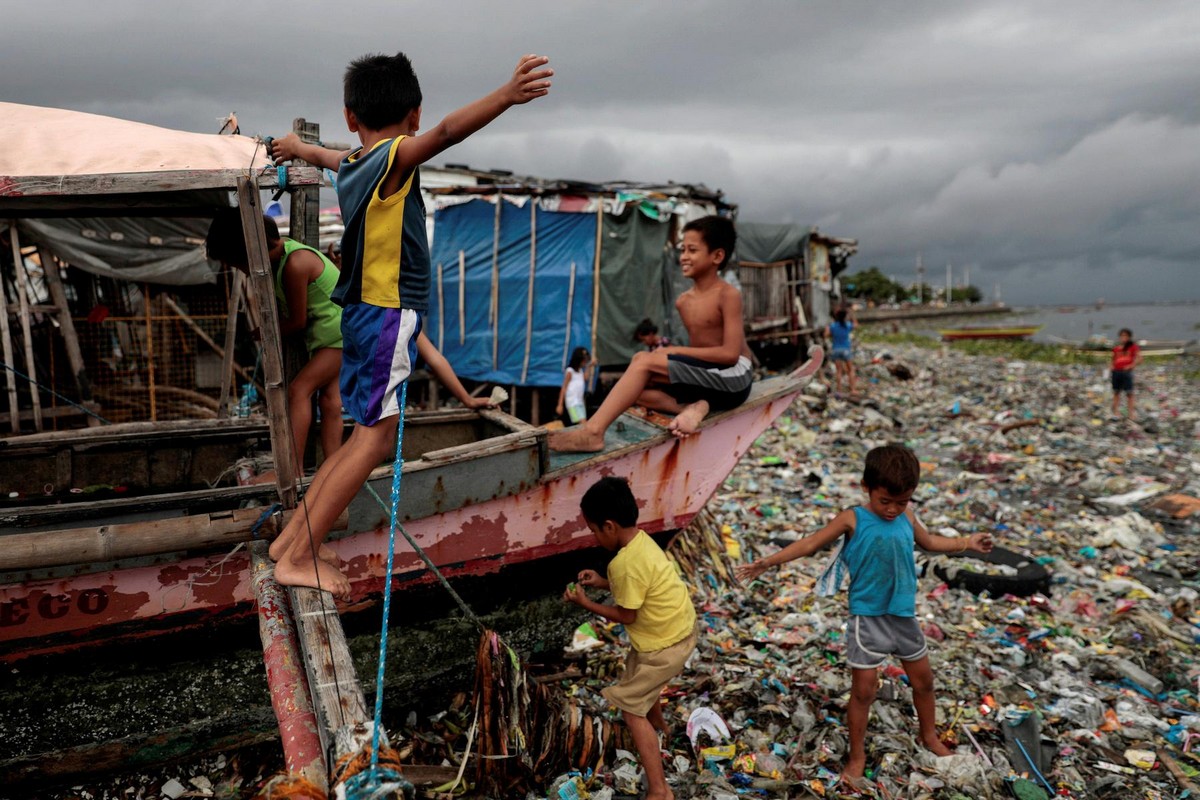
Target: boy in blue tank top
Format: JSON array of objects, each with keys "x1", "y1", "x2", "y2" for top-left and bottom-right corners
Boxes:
[
  {"x1": 736, "y1": 445, "x2": 992, "y2": 787},
  {"x1": 265, "y1": 51, "x2": 553, "y2": 597}
]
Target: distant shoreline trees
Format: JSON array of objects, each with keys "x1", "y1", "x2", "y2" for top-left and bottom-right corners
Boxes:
[{"x1": 841, "y1": 267, "x2": 981, "y2": 305}]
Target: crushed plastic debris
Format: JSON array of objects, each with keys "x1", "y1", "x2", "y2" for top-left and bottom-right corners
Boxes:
[{"x1": 376, "y1": 341, "x2": 1199, "y2": 800}]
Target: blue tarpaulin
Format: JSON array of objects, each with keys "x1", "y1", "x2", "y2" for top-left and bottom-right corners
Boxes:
[{"x1": 427, "y1": 199, "x2": 596, "y2": 387}]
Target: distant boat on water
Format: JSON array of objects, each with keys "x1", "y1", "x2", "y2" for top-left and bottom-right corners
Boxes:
[{"x1": 939, "y1": 325, "x2": 1043, "y2": 341}]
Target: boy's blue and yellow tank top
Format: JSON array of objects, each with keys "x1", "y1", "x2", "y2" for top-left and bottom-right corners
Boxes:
[
  {"x1": 332, "y1": 136, "x2": 430, "y2": 312},
  {"x1": 839, "y1": 506, "x2": 918, "y2": 617}
]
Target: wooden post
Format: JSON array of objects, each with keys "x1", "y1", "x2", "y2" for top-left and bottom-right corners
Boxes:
[
  {"x1": 520, "y1": 201, "x2": 537, "y2": 384},
  {"x1": 562, "y1": 261, "x2": 576, "y2": 368},
  {"x1": 457, "y1": 250, "x2": 466, "y2": 346},
  {"x1": 217, "y1": 271, "x2": 243, "y2": 418},
  {"x1": 143, "y1": 283, "x2": 157, "y2": 423},
  {"x1": 490, "y1": 195, "x2": 501, "y2": 370},
  {"x1": 237, "y1": 176, "x2": 298, "y2": 509},
  {"x1": 436, "y1": 262, "x2": 444, "y2": 351},
  {"x1": 531, "y1": 387, "x2": 540, "y2": 426},
  {"x1": 289, "y1": 118, "x2": 321, "y2": 249},
  {"x1": 38, "y1": 249, "x2": 95, "y2": 426},
  {"x1": 0, "y1": 227, "x2": 23, "y2": 431},
  {"x1": 590, "y1": 203, "x2": 603, "y2": 364},
  {"x1": 8, "y1": 224, "x2": 42, "y2": 430}
]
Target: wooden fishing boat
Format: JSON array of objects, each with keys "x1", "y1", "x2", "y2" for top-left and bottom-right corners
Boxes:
[
  {"x1": 0, "y1": 359, "x2": 819, "y2": 661},
  {"x1": 938, "y1": 325, "x2": 1043, "y2": 341}
]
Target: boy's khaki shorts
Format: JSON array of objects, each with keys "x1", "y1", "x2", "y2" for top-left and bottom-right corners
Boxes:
[{"x1": 602, "y1": 630, "x2": 697, "y2": 717}]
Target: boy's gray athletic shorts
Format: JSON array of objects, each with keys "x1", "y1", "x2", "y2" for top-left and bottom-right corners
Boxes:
[{"x1": 846, "y1": 614, "x2": 928, "y2": 669}]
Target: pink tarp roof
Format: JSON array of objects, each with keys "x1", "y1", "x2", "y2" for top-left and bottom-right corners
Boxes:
[{"x1": 0, "y1": 102, "x2": 272, "y2": 178}]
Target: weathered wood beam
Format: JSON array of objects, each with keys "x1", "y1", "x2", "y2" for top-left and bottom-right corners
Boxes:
[
  {"x1": 288, "y1": 585, "x2": 371, "y2": 763},
  {"x1": 0, "y1": 507, "x2": 349, "y2": 571},
  {"x1": 217, "y1": 271, "x2": 243, "y2": 418},
  {"x1": 237, "y1": 176, "x2": 298, "y2": 509},
  {"x1": 0, "y1": 167, "x2": 323, "y2": 199}
]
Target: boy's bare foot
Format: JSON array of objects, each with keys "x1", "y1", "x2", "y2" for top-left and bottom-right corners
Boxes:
[
  {"x1": 920, "y1": 733, "x2": 953, "y2": 757},
  {"x1": 318, "y1": 544, "x2": 339, "y2": 564},
  {"x1": 644, "y1": 789, "x2": 674, "y2": 800},
  {"x1": 274, "y1": 553, "x2": 352, "y2": 600},
  {"x1": 268, "y1": 533, "x2": 292, "y2": 562},
  {"x1": 667, "y1": 400, "x2": 708, "y2": 437},
  {"x1": 838, "y1": 772, "x2": 873, "y2": 795},
  {"x1": 842, "y1": 755, "x2": 866, "y2": 781},
  {"x1": 548, "y1": 425, "x2": 606, "y2": 453}
]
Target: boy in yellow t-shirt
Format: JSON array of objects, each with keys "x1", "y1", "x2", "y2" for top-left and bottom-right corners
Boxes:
[{"x1": 564, "y1": 477, "x2": 697, "y2": 800}]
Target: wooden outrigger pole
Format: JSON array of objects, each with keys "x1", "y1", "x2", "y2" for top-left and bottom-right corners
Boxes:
[{"x1": 237, "y1": 175, "x2": 378, "y2": 785}]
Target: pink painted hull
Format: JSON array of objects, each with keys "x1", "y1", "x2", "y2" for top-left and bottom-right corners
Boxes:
[{"x1": 0, "y1": 375, "x2": 809, "y2": 661}]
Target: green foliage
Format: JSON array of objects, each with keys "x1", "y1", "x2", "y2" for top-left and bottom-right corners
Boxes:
[
  {"x1": 950, "y1": 286, "x2": 983, "y2": 303},
  {"x1": 841, "y1": 267, "x2": 905, "y2": 304}
]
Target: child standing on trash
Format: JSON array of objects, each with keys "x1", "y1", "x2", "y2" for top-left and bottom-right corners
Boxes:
[
  {"x1": 735, "y1": 444, "x2": 993, "y2": 788},
  {"x1": 1110, "y1": 327, "x2": 1141, "y2": 419},
  {"x1": 564, "y1": 476, "x2": 697, "y2": 800},
  {"x1": 826, "y1": 304, "x2": 857, "y2": 395},
  {"x1": 264, "y1": 51, "x2": 552, "y2": 597}
]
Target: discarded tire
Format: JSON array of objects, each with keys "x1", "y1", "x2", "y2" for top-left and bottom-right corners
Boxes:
[{"x1": 932, "y1": 545, "x2": 1051, "y2": 598}]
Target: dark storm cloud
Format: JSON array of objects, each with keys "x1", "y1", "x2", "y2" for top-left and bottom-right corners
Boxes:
[{"x1": 5, "y1": 0, "x2": 1198, "y2": 304}]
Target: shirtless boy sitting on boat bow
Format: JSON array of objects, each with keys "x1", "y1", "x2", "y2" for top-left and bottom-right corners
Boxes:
[{"x1": 549, "y1": 215, "x2": 753, "y2": 453}]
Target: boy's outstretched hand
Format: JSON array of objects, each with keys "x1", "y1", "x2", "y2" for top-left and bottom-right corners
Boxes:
[
  {"x1": 504, "y1": 55, "x2": 553, "y2": 105},
  {"x1": 269, "y1": 133, "x2": 302, "y2": 164},
  {"x1": 968, "y1": 532, "x2": 994, "y2": 553},
  {"x1": 734, "y1": 559, "x2": 770, "y2": 584}
]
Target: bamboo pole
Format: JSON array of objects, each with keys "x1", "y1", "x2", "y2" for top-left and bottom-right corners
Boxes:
[
  {"x1": 490, "y1": 195, "x2": 501, "y2": 370},
  {"x1": 0, "y1": 506, "x2": 348, "y2": 571},
  {"x1": 237, "y1": 177, "x2": 298, "y2": 509},
  {"x1": 143, "y1": 284, "x2": 157, "y2": 422},
  {"x1": 9, "y1": 224, "x2": 42, "y2": 430},
  {"x1": 0, "y1": 226, "x2": 23, "y2": 431},
  {"x1": 590, "y1": 203, "x2": 603, "y2": 364},
  {"x1": 436, "y1": 261, "x2": 445, "y2": 351},
  {"x1": 250, "y1": 541, "x2": 326, "y2": 789},
  {"x1": 458, "y1": 249, "x2": 466, "y2": 346},
  {"x1": 217, "y1": 271, "x2": 243, "y2": 418},
  {"x1": 520, "y1": 201, "x2": 537, "y2": 384},
  {"x1": 38, "y1": 248, "x2": 96, "y2": 426},
  {"x1": 562, "y1": 261, "x2": 576, "y2": 368}
]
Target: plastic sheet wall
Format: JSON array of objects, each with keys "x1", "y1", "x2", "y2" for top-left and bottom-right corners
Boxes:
[{"x1": 427, "y1": 199, "x2": 676, "y2": 386}]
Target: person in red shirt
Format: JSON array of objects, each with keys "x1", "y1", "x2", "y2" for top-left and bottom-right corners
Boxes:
[{"x1": 1111, "y1": 328, "x2": 1142, "y2": 418}]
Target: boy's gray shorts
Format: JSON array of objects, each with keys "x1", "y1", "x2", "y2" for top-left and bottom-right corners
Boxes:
[{"x1": 846, "y1": 614, "x2": 928, "y2": 669}]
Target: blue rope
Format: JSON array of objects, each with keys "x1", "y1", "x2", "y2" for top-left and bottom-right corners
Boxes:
[
  {"x1": 0, "y1": 361, "x2": 110, "y2": 425},
  {"x1": 370, "y1": 381, "x2": 407, "y2": 775},
  {"x1": 249, "y1": 503, "x2": 281, "y2": 539}
]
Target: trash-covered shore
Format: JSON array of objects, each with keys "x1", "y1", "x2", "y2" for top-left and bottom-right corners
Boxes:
[
  {"x1": 16, "y1": 343, "x2": 1200, "y2": 799},
  {"x1": 517, "y1": 343, "x2": 1200, "y2": 799}
]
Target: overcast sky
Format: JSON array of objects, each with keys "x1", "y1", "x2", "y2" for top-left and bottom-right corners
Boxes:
[{"x1": 5, "y1": 1, "x2": 1199, "y2": 305}]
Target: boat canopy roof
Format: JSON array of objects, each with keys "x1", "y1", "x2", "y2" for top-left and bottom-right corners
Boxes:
[{"x1": 0, "y1": 103, "x2": 322, "y2": 284}]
